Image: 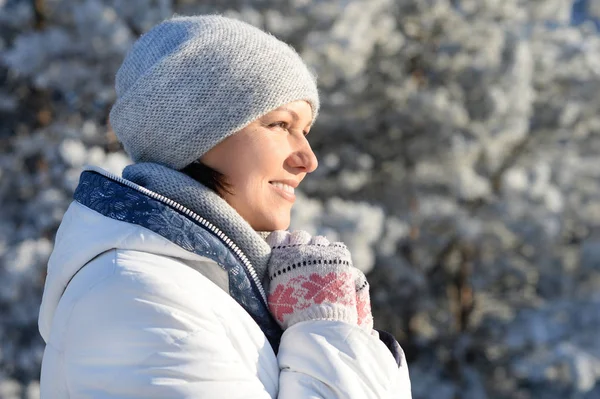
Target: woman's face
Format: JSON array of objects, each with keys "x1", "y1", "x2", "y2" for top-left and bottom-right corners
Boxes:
[{"x1": 201, "y1": 100, "x2": 318, "y2": 231}]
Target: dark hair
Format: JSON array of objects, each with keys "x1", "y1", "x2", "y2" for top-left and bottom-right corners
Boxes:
[{"x1": 180, "y1": 161, "x2": 232, "y2": 197}]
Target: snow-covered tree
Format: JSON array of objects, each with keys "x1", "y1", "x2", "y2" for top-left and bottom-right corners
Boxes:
[{"x1": 1, "y1": 0, "x2": 599, "y2": 398}]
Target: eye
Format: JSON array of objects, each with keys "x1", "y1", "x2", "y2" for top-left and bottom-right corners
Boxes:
[
  {"x1": 265, "y1": 120, "x2": 309, "y2": 137},
  {"x1": 268, "y1": 121, "x2": 290, "y2": 131}
]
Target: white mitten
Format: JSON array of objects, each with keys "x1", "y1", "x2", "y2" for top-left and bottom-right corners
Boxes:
[{"x1": 266, "y1": 230, "x2": 373, "y2": 332}]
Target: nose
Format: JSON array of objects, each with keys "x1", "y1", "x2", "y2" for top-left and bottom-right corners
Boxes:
[{"x1": 287, "y1": 136, "x2": 318, "y2": 173}]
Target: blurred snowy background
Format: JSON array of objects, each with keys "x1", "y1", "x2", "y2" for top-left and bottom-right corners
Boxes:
[{"x1": 1, "y1": 0, "x2": 600, "y2": 398}]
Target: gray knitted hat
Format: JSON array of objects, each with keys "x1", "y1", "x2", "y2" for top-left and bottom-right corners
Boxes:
[{"x1": 109, "y1": 15, "x2": 319, "y2": 170}]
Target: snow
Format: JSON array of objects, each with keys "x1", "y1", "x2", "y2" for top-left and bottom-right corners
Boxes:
[{"x1": 2, "y1": 0, "x2": 600, "y2": 397}]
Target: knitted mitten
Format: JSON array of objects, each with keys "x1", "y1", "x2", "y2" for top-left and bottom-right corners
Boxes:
[
  {"x1": 266, "y1": 230, "x2": 373, "y2": 332},
  {"x1": 355, "y1": 270, "x2": 374, "y2": 332}
]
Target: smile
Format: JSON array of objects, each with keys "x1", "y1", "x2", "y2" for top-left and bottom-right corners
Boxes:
[{"x1": 269, "y1": 181, "x2": 296, "y2": 202}]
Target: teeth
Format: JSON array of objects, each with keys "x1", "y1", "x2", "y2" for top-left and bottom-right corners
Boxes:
[{"x1": 271, "y1": 182, "x2": 295, "y2": 194}]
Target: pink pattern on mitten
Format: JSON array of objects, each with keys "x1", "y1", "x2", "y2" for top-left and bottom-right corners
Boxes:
[
  {"x1": 354, "y1": 269, "x2": 374, "y2": 331},
  {"x1": 302, "y1": 272, "x2": 355, "y2": 305},
  {"x1": 356, "y1": 289, "x2": 373, "y2": 330},
  {"x1": 268, "y1": 284, "x2": 299, "y2": 323},
  {"x1": 268, "y1": 272, "x2": 357, "y2": 326}
]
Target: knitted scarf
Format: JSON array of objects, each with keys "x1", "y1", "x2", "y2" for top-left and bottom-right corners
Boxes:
[{"x1": 122, "y1": 162, "x2": 272, "y2": 284}]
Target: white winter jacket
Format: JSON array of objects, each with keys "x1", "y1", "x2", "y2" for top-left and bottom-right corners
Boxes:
[{"x1": 38, "y1": 167, "x2": 412, "y2": 398}]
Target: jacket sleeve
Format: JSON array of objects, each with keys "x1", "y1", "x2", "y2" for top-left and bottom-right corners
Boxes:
[
  {"x1": 60, "y1": 250, "x2": 277, "y2": 398},
  {"x1": 59, "y1": 249, "x2": 411, "y2": 398},
  {"x1": 277, "y1": 320, "x2": 412, "y2": 398}
]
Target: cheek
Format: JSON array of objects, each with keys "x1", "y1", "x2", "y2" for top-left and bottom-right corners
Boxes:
[
  {"x1": 224, "y1": 156, "x2": 269, "y2": 202},
  {"x1": 235, "y1": 145, "x2": 287, "y2": 182},
  {"x1": 214, "y1": 130, "x2": 291, "y2": 192}
]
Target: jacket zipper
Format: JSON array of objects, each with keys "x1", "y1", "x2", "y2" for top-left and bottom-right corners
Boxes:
[{"x1": 83, "y1": 166, "x2": 269, "y2": 305}]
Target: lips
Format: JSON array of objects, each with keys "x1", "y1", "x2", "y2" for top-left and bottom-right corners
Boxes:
[
  {"x1": 269, "y1": 181, "x2": 297, "y2": 202},
  {"x1": 270, "y1": 182, "x2": 295, "y2": 194}
]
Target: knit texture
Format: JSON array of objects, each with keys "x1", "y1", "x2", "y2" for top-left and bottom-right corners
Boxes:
[
  {"x1": 355, "y1": 269, "x2": 374, "y2": 331},
  {"x1": 110, "y1": 15, "x2": 320, "y2": 170},
  {"x1": 122, "y1": 162, "x2": 271, "y2": 282},
  {"x1": 266, "y1": 230, "x2": 373, "y2": 331}
]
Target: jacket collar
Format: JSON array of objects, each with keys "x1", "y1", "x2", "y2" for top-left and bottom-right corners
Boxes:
[{"x1": 122, "y1": 162, "x2": 272, "y2": 284}]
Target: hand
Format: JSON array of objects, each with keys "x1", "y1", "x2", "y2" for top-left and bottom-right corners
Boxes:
[{"x1": 266, "y1": 230, "x2": 373, "y2": 332}]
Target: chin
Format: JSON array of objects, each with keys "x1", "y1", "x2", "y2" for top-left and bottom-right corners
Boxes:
[{"x1": 253, "y1": 214, "x2": 290, "y2": 232}]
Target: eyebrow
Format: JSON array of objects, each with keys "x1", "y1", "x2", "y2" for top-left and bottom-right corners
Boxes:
[{"x1": 277, "y1": 107, "x2": 299, "y2": 122}]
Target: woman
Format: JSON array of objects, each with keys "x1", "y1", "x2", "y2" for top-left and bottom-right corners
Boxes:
[{"x1": 38, "y1": 15, "x2": 412, "y2": 398}]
